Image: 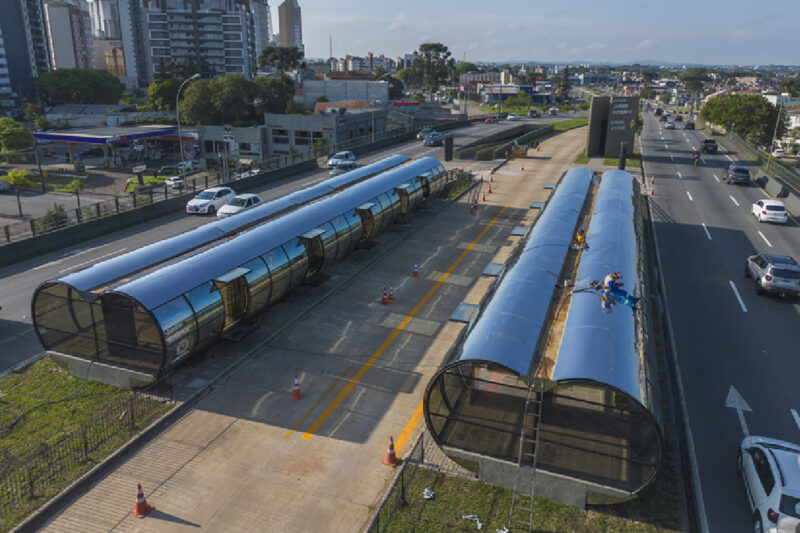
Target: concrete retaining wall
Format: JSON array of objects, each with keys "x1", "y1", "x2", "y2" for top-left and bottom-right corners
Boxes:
[
  {"x1": 754, "y1": 169, "x2": 800, "y2": 216},
  {"x1": 0, "y1": 161, "x2": 318, "y2": 267}
]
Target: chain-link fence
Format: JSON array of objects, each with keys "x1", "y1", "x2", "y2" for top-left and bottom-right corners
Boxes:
[
  {"x1": 0, "y1": 393, "x2": 171, "y2": 529},
  {"x1": 1, "y1": 118, "x2": 486, "y2": 246},
  {"x1": 365, "y1": 431, "x2": 477, "y2": 533},
  {"x1": 727, "y1": 132, "x2": 800, "y2": 192}
]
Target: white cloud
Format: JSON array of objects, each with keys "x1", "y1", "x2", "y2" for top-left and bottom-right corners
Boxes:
[
  {"x1": 586, "y1": 42, "x2": 607, "y2": 50},
  {"x1": 387, "y1": 13, "x2": 407, "y2": 32},
  {"x1": 636, "y1": 39, "x2": 656, "y2": 49}
]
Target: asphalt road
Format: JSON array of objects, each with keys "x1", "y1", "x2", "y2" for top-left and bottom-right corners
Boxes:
[
  {"x1": 0, "y1": 117, "x2": 564, "y2": 374},
  {"x1": 0, "y1": 188, "x2": 108, "y2": 221},
  {"x1": 641, "y1": 114, "x2": 800, "y2": 533}
]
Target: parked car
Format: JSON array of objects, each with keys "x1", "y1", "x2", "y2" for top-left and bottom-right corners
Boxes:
[
  {"x1": 164, "y1": 176, "x2": 185, "y2": 190},
  {"x1": 506, "y1": 113, "x2": 520, "y2": 121},
  {"x1": 752, "y1": 199, "x2": 789, "y2": 224},
  {"x1": 744, "y1": 253, "x2": 800, "y2": 297},
  {"x1": 701, "y1": 139, "x2": 718, "y2": 153},
  {"x1": 416, "y1": 128, "x2": 435, "y2": 140},
  {"x1": 0, "y1": 179, "x2": 11, "y2": 192},
  {"x1": 186, "y1": 186, "x2": 236, "y2": 215},
  {"x1": 326, "y1": 151, "x2": 356, "y2": 168},
  {"x1": 727, "y1": 164, "x2": 751, "y2": 185},
  {"x1": 160, "y1": 164, "x2": 179, "y2": 174},
  {"x1": 685, "y1": 121, "x2": 695, "y2": 130},
  {"x1": 485, "y1": 116, "x2": 498, "y2": 124},
  {"x1": 772, "y1": 148, "x2": 785, "y2": 158},
  {"x1": 423, "y1": 132, "x2": 444, "y2": 146},
  {"x1": 665, "y1": 121, "x2": 676, "y2": 129},
  {"x1": 547, "y1": 107, "x2": 559, "y2": 116},
  {"x1": 217, "y1": 193, "x2": 264, "y2": 218},
  {"x1": 178, "y1": 160, "x2": 199, "y2": 171},
  {"x1": 330, "y1": 161, "x2": 358, "y2": 175},
  {"x1": 527, "y1": 109, "x2": 540, "y2": 118},
  {"x1": 737, "y1": 435, "x2": 800, "y2": 533}
]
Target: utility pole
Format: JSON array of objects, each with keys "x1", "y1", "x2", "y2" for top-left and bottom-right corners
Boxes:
[{"x1": 766, "y1": 101, "x2": 783, "y2": 175}]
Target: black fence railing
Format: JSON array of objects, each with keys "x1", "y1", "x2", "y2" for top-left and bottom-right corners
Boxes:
[
  {"x1": 0, "y1": 393, "x2": 171, "y2": 530},
  {"x1": 726, "y1": 132, "x2": 800, "y2": 192},
  {"x1": 364, "y1": 431, "x2": 477, "y2": 533}
]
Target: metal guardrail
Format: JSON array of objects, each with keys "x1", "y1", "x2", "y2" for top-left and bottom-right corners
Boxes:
[
  {"x1": 727, "y1": 132, "x2": 800, "y2": 193},
  {"x1": 0, "y1": 393, "x2": 169, "y2": 529},
  {"x1": 1, "y1": 119, "x2": 484, "y2": 246}
]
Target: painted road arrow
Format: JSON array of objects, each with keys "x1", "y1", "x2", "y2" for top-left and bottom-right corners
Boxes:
[{"x1": 725, "y1": 385, "x2": 752, "y2": 437}]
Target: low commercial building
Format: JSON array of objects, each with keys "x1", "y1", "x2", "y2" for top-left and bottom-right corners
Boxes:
[{"x1": 299, "y1": 79, "x2": 388, "y2": 110}]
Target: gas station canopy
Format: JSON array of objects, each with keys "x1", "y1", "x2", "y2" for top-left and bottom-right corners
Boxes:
[{"x1": 33, "y1": 124, "x2": 180, "y2": 145}]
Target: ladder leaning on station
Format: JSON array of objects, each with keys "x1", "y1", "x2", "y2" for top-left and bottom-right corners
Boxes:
[{"x1": 507, "y1": 379, "x2": 545, "y2": 532}]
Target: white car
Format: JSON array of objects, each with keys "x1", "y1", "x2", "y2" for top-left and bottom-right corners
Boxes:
[
  {"x1": 178, "y1": 160, "x2": 200, "y2": 171},
  {"x1": 326, "y1": 151, "x2": 356, "y2": 168},
  {"x1": 772, "y1": 149, "x2": 785, "y2": 158},
  {"x1": 217, "y1": 193, "x2": 264, "y2": 218},
  {"x1": 506, "y1": 113, "x2": 520, "y2": 121},
  {"x1": 330, "y1": 161, "x2": 358, "y2": 176},
  {"x1": 186, "y1": 186, "x2": 236, "y2": 215},
  {"x1": 738, "y1": 436, "x2": 800, "y2": 533},
  {"x1": 665, "y1": 121, "x2": 675, "y2": 129},
  {"x1": 752, "y1": 199, "x2": 789, "y2": 224},
  {"x1": 164, "y1": 176, "x2": 184, "y2": 190}
]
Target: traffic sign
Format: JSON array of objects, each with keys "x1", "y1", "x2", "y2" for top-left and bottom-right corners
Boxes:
[{"x1": 132, "y1": 164, "x2": 146, "y2": 174}]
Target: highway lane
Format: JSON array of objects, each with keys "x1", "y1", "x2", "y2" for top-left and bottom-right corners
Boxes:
[
  {"x1": 642, "y1": 114, "x2": 800, "y2": 533},
  {"x1": 0, "y1": 118, "x2": 555, "y2": 373}
]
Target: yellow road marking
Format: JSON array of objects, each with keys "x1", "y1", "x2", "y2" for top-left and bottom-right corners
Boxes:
[
  {"x1": 395, "y1": 401, "x2": 423, "y2": 455},
  {"x1": 300, "y1": 206, "x2": 509, "y2": 440},
  {"x1": 284, "y1": 366, "x2": 352, "y2": 439}
]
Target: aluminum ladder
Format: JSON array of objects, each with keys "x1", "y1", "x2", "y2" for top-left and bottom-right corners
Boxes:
[{"x1": 507, "y1": 380, "x2": 544, "y2": 532}]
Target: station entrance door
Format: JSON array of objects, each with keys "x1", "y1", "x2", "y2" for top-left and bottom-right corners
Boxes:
[
  {"x1": 300, "y1": 227, "x2": 327, "y2": 278},
  {"x1": 356, "y1": 202, "x2": 375, "y2": 246},
  {"x1": 213, "y1": 267, "x2": 251, "y2": 331}
]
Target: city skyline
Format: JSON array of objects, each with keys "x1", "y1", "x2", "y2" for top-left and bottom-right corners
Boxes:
[{"x1": 290, "y1": 0, "x2": 799, "y2": 66}]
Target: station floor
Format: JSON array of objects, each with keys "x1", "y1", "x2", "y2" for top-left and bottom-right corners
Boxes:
[{"x1": 40, "y1": 127, "x2": 588, "y2": 533}]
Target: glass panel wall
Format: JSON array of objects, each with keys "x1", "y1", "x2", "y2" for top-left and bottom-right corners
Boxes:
[
  {"x1": 329, "y1": 214, "x2": 351, "y2": 259},
  {"x1": 153, "y1": 295, "x2": 197, "y2": 366},
  {"x1": 320, "y1": 222, "x2": 339, "y2": 266},
  {"x1": 184, "y1": 281, "x2": 224, "y2": 353},
  {"x1": 242, "y1": 257, "x2": 271, "y2": 315},
  {"x1": 283, "y1": 238, "x2": 309, "y2": 286},
  {"x1": 262, "y1": 246, "x2": 291, "y2": 303}
]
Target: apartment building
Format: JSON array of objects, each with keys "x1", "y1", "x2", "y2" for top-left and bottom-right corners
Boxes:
[
  {"x1": 44, "y1": 0, "x2": 94, "y2": 70},
  {"x1": 278, "y1": 0, "x2": 302, "y2": 52},
  {"x1": 0, "y1": 0, "x2": 50, "y2": 97}
]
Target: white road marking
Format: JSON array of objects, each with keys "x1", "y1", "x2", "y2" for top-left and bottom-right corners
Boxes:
[
  {"x1": 758, "y1": 231, "x2": 772, "y2": 247},
  {"x1": 792, "y1": 409, "x2": 800, "y2": 432},
  {"x1": 701, "y1": 223, "x2": 712, "y2": 240},
  {"x1": 677, "y1": 171, "x2": 682, "y2": 179},
  {"x1": 729, "y1": 195, "x2": 739, "y2": 207},
  {"x1": 713, "y1": 174, "x2": 720, "y2": 182},
  {"x1": 664, "y1": 144, "x2": 669, "y2": 151},
  {"x1": 670, "y1": 155, "x2": 675, "y2": 161},
  {"x1": 686, "y1": 191, "x2": 693, "y2": 201},
  {"x1": 59, "y1": 248, "x2": 128, "y2": 274},
  {"x1": 729, "y1": 281, "x2": 748, "y2": 313},
  {"x1": 726, "y1": 386, "x2": 752, "y2": 437}
]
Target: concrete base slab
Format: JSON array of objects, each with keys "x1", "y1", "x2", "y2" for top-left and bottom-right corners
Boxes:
[{"x1": 48, "y1": 351, "x2": 156, "y2": 390}]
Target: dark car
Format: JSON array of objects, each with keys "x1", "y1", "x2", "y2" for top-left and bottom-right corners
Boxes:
[
  {"x1": 527, "y1": 109, "x2": 540, "y2": 118},
  {"x1": 654, "y1": 108, "x2": 663, "y2": 116},
  {"x1": 701, "y1": 139, "x2": 718, "y2": 153},
  {"x1": 726, "y1": 164, "x2": 751, "y2": 185},
  {"x1": 659, "y1": 114, "x2": 669, "y2": 122},
  {"x1": 685, "y1": 121, "x2": 695, "y2": 130},
  {"x1": 675, "y1": 115, "x2": 683, "y2": 122},
  {"x1": 485, "y1": 116, "x2": 498, "y2": 124},
  {"x1": 423, "y1": 132, "x2": 444, "y2": 146}
]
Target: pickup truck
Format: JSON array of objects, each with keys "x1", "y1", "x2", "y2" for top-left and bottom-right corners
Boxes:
[{"x1": 701, "y1": 139, "x2": 718, "y2": 154}]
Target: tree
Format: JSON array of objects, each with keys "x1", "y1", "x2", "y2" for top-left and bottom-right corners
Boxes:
[
  {"x1": 680, "y1": 68, "x2": 709, "y2": 95},
  {"x1": 779, "y1": 77, "x2": 800, "y2": 97},
  {"x1": 180, "y1": 75, "x2": 294, "y2": 125},
  {"x1": 148, "y1": 78, "x2": 182, "y2": 111},
  {"x1": 396, "y1": 67, "x2": 420, "y2": 89},
  {"x1": 640, "y1": 86, "x2": 656, "y2": 99},
  {"x1": 257, "y1": 45, "x2": 304, "y2": 80},
  {"x1": 156, "y1": 60, "x2": 199, "y2": 80},
  {"x1": 454, "y1": 62, "x2": 478, "y2": 77},
  {"x1": 503, "y1": 91, "x2": 533, "y2": 109},
  {"x1": 411, "y1": 43, "x2": 455, "y2": 98},
  {"x1": 700, "y1": 94, "x2": 787, "y2": 146},
  {"x1": 0, "y1": 118, "x2": 34, "y2": 157},
  {"x1": 37, "y1": 68, "x2": 124, "y2": 105}
]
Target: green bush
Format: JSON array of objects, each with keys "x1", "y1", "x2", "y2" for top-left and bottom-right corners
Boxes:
[
  {"x1": 5, "y1": 169, "x2": 38, "y2": 188},
  {"x1": 35, "y1": 203, "x2": 69, "y2": 233},
  {"x1": 62, "y1": 179, "x2": 85, "y2": 192}
]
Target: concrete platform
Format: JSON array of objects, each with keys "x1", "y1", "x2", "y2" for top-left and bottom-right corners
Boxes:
[{"x1": 38, "y1": 127, "x2": 588, "y2": 533}]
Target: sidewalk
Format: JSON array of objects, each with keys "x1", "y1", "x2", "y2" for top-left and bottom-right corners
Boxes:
[{"x1": 35, "y1": 128, "x2": 588, "y2": 533}]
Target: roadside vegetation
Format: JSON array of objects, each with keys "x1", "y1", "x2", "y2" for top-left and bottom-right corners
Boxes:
[
  {"x1": 0, "y1": 359, "x2": 172, "y2": 531},
  {"x1": 604, "y1": 149, "x2": 642, "y2": 167}
]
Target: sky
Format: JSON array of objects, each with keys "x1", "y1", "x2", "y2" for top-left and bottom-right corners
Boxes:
[{"x1": 275, "y1": 0, "x2": 800, "y2": 66}]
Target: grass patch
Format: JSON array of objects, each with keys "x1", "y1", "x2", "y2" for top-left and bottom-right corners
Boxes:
[
  {"x1": 552, "y1": 116, "x2": 589, "y2": 132},
  {"x1": 0, "y1": 359, "x2": 172, "y2": 531},
  {"x1": 43, "y1": 173, "x2": 86, "y2": 192},
  {"x1": 604, "y1": 150, "x2": 642, "y2": 167},
  {"x1": 574, "y1": 150, "x2": 590, "y2": 164},
  {"x1": 124, "y1": 175, "x2": 167, "y2": 194},
  {"x1": 380, "y1": 466, "x2": 680, "y2": 532}
]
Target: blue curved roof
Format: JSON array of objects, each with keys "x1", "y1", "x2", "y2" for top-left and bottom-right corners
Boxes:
[
  {"x1": 57, "y1": 154, "x2": 410, "y2": 292},
  {"x1": 114, "y1": 157, "x2": 443, "y2": 310},
  {"x1": 454, "y1": 167, "x2": 593, "y2": 375},
  {"x1": 551, "y1": 169, "x2": 643, "y2": 401}
]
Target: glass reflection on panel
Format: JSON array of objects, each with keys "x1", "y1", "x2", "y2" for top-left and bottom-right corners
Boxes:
[
  {"x1": 153, "y1": 295, "x2": 196, "y2": 365},
  {"x1": 185, "y1": 281, "x2": 224, "y2": 347},
  {"x1": 283, "y1": 238, "x2": 309, "y2": 287},
  {"x1": 262, "y1": 246, "x2": 291, "y2": 303},
  {"x1": 242, "y1": 257, "x2": 271, "y2": 314},
  {"x1": 321, "y1": 221, "x2": 338, "y2": 264}
]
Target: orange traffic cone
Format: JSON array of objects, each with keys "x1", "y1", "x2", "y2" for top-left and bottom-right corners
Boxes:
[
  {"x1": 650, "y1": 176, "x2": 655, "y2": 184},
  {"x1": 482, "y1": 192, "x2": 486, "y2": 202},
  {"x1": 290, "y1": 376, "x2": 303, "y2": 399},
  {"x1": 649, "y1": 185, "x2": 654, "y2": 196},
  {"x1": 488, "y1": 184, "x2": 492, "y2": 194},
  {"x1": 383, "y1": 436, "x2": 400, "y2": 467},
  {"x1": 389, "y1": 286, "x2": 395, "y2": 301},
  {"x1": 131, "y1": 483, "x2": 154, "y2": 518},
  {"x1": 381, "y1": 287, "x2": 388, "y2": 305},
  {"x1": 413, "y1": 264, "x2": 419, "y2": 278},
  {"x1": 521, "y1": 164, "x2": 524, "y2": 171},
  {"x1": 490, "y1": 168, "x2": 494, "y2": 175}
]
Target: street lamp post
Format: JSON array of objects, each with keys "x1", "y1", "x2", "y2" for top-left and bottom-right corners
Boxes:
[
  {"x1": 176, "y1": 73, "x2": 201, "y2": 173},
  {"x1": 766, "y1": 101, "x2": 783, "y2": 175}
]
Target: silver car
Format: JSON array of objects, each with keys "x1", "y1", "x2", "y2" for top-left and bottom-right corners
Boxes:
[
  {"x1": 752, "y1": 199, "x2": 789, "y2": 224},
  {"x1": 744, "y1": 253, "x2": 800, "y2": 297}
]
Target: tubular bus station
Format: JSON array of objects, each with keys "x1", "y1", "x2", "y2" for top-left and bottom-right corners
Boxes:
[
  {"x1": 32, "y1": 156, "x2": 445, "y2": 388},
  {"x1": 423, "y1": 168, "x2": 662, "y2": 506}
]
